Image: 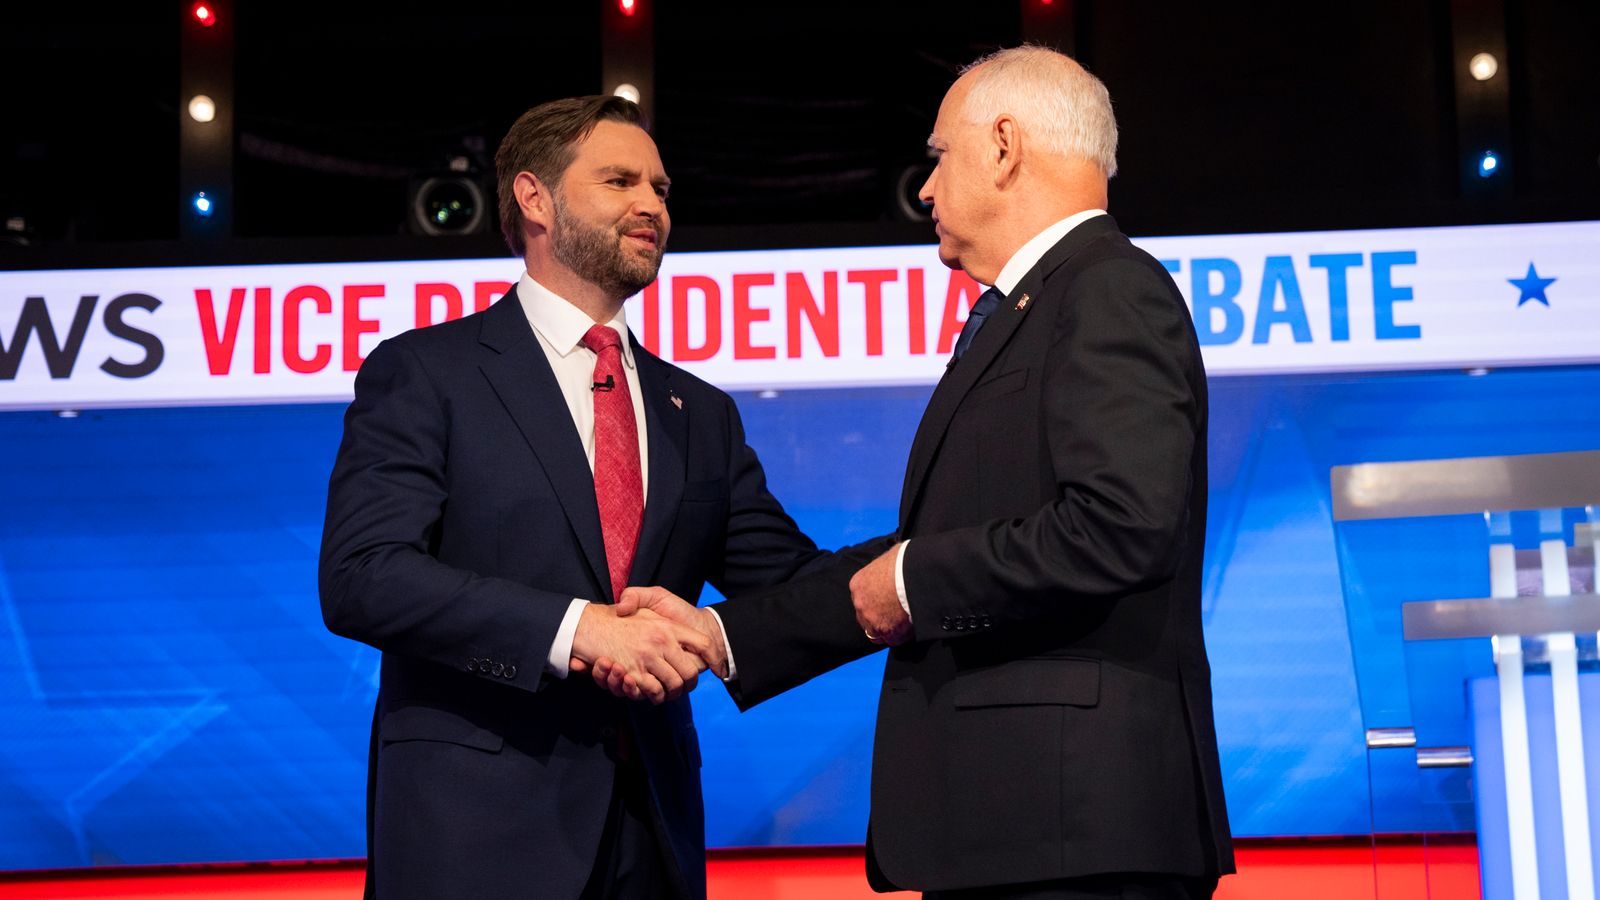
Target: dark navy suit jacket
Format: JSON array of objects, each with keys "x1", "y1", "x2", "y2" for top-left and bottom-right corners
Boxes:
[
  {"x1": 319, "y1": 288, "x2": 820, "y2": 899},
  {"x1": 715, "y1": 217, "x2": 1235, "y2": 892}
]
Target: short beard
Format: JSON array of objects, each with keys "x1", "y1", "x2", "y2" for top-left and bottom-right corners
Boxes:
[{"x1": 549, "y1": 193, "x2": 665, "y2": 301}]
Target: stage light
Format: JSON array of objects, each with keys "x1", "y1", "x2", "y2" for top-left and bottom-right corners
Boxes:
[
  {"x1": 619, "y1": 0, "x2": 636, "y2": 16},
  {"x1": 188, "y1": 94, "x2": 216, "y2": 123},
  {"x1": 410, "y1": 176, "x2": 486, "y2": 236},
  {"x1": 1469, "y1": 52, "x2": 1498, "y2": 82},
  {"x1": 613, "y1": 83, "x2": 641, "y2": 104},
  {"x1": 192, "y1": 3, "x2": 216, "y2": 26},
  {"x1": 1, "y1": 212, "x2": 31, "y2": 247},
  {"x1": 193, "y1": 192, "x2": 214, "y2": 216},
  {"x1": 1477, "y1": 151, "x2": 1500, "y2": 178}
]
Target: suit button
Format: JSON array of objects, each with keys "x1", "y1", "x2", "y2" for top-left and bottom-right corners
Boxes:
[
  {"x1": 491, "y1": 662, "x2": 504, "y2": 676},
  {"x1": 941, "y1": 616, "x2": 953, "y2": 631},
  {"x1": 954, "y1": 618, "x2": 967, "y2": 631},
  {"x1": 981, "y1": 616, "x2": 993, "y2": 628},
  {"x1": 504, "y1": 664, "x2": 517, "y2": 679},
  {"x1": 466, "y1": 658, "x2": 479, "y2": 673},
  {"x1": 601, "y1": 726, "x2": 617, "y2": 739}
]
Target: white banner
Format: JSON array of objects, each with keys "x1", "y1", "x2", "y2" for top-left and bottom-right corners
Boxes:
[{"x1": 1, "y1": 219, "x2": 1596, "y2": 410}]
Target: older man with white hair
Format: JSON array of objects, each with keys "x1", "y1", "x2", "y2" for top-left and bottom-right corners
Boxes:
[{"x1": 606, "y1": 46, "x2": 1234, "y2": 899}]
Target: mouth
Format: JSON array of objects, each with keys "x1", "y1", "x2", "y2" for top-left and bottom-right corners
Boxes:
[{"x1": 622, "y1": 227, "x2": 660, "y2": 250}]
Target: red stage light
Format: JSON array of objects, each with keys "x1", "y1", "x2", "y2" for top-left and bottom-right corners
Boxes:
[
  {"x1": 619, "y1": 0, "x2": 636, "y2": 16},
  {"x1": 192, "y1": 3, "x2": 217, "y2": 26}
]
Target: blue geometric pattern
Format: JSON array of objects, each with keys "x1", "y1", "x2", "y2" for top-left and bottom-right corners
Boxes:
[
  {"x1": 3, "y1": 366, "x2": 1600, "y2": 869},
  {"x1": 0, "y1": 557, "x2": 228, "y2": 865},
  {"x1": 0, "y1": 406, "x2": 368, "y2": 868}
]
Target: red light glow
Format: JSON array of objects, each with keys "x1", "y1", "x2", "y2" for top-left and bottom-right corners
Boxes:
[
  {"x1": 619, "y1": 0, "x2": 636, "y2": 16},
  {"x1": 192, "y1": 3, "x2": 217, "y2": 26}
]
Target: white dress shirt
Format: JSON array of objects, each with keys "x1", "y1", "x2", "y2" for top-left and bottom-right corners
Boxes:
[
  {"x1": 891, "y1": 209, "x2": 1109, "y2": 619},
  {"x1": 513, "y1": 272, "x2": 651, "y2": 678}
]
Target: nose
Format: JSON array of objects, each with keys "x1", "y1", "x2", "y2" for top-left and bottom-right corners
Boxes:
[
  {"x1": 633, "y1": 185, "x2": 665, "y2": 220},
  {"x1": 917, "y1": 167, "x2": 936, "y2": 210}
]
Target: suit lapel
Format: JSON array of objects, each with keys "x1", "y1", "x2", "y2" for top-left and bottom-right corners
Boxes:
[
  {"x1": 476, "y1": 289, "x2": 612, "y2": 598},
  {"x1": 629, "y1": 342, "x2": 687, "y2": 591},
  {"x1": 897, "y1": 215, "x2": 1120, "y2": 528}
]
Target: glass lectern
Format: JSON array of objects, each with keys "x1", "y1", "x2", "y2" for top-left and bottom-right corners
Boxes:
[{"x1": 1332, "y1": 450, "x2": 1600, "y2": 900}]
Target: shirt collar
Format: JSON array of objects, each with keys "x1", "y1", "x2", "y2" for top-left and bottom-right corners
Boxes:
[
  {"x1": 516, "y1": 271, "x2": 636, "y2": 369},
  {"x1": 991, "y1": 209, "x2": 1108, "y2": 296}
]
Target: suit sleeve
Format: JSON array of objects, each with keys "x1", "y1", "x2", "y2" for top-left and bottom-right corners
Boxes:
[
  {"x1": 713, "y1": 534, "x2": 894, "y2": 709},
  {"x1": 318, "y1": 338, "x2": 573, "y2": 691},
  {"x1": 902, "y1": 257, "x2": 1202, "y2": 641}
]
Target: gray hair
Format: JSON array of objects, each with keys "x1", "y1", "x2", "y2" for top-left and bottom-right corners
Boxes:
[{"x1": 958, "y1": 46, "x2": 1119, "y2": 178}]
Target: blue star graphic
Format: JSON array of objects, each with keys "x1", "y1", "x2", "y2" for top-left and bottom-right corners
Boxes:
[{"x1": 1509, "y1": 262, "x2": 1556, "y2": 307}]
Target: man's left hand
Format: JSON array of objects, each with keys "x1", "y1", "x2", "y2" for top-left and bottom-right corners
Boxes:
[{"x1": 850, "y1": 542, "x2": 912, "y2": 646}]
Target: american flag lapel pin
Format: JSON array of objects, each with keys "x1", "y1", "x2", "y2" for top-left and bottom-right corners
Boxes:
[
  {"x1": 670, "y1": 392, "x2": 683, "y2": 410},
  {"x1": 1015, "y1": 293, "x2": 1031, "y2": 311}
]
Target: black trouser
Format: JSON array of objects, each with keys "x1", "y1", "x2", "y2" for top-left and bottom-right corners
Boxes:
[{"x1": 579, "y1": 760, "x2": 680, "y2": 900}]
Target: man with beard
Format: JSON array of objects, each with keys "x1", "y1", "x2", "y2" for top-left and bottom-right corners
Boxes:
[{"x1": 319, "y1": 95, "x2": 821, "y2": 900}]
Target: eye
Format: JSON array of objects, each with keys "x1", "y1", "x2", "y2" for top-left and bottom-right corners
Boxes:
[
  {"x1": 654, "y1": 186, "x2": 670, "y2": 199},
  {"x1": 609, "y1": 177, "x2": 629, "y2": 187}
]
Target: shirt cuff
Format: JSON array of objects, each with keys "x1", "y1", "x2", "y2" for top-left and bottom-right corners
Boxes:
[
  {"x1": 705, "y1": 607, "x2": 737, "y2": 682},
  {"x1": 894, "y1": 539, "x2": 912, "y2": 621},
  {"x1": 546, "y1": 598, "x2": 589, "y2": 678}
]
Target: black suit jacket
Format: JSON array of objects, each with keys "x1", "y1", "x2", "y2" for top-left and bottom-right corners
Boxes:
[
  {"x1": 714, "y1": 216, "x2": 1234, "y2": 892},
  {"x1": 318, "y1": 289, "x2": 819, "y2": 900}
]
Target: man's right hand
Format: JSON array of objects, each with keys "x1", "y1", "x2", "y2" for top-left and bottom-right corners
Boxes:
[
  {"x1": 570, "y1": 604, "x2": 713, "y2": 704},
  {"x1": 588, "y1": 588, "x2": 729, "y2": 697}
]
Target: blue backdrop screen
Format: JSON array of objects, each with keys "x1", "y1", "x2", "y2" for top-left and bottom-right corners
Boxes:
[{"x1": 3, "y1": 365, "x2": 1598, "y2": 868}]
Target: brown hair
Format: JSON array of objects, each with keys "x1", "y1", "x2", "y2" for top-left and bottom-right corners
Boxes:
[{"x1": 494, "y1": 95, "x2": 646, "y2": 256}]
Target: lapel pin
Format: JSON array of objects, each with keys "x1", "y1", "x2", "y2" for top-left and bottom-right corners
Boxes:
[
  {"x1": 669, "y1": 393, "x2": 683, "y2": 410},
  {"x1": 1015, "y1": 293, "x2": 1031, "y2": 311}
]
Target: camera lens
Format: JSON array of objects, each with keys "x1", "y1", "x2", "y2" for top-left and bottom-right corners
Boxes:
[{"x1": 412, "y1": 177, "x2": 485, "y2": 235}]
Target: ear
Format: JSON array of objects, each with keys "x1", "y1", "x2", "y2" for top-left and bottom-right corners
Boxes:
[
  {"x1": 513, "y1": 171, "x2": 554, "y2": 235},
  {"x1": 991, "y1": 114, "x2": 1022, "y2": 188}
]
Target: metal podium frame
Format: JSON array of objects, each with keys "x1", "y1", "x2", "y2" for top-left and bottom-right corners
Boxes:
[{"x1": 1332, "y1": 449, "x2": 1600, "y2": 900}]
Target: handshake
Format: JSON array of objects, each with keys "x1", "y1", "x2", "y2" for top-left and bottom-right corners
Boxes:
[
  {"x1": 568, "y1": 542, "x2": 911, "y2": 704},
  {"x1": 567, "y1": 587, "x2": 727, "y2": 704}
]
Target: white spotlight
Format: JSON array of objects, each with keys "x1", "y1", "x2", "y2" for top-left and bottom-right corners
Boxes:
[
  {"x1": 1469, "y1": 52, "x2": 1498, "y2": 82},
  {"x1": 613, "y1": 83, "x2": 641, "y2": 104},
  {"x1": 188, "y1": 94, "x2": 216, "y2": 123}
]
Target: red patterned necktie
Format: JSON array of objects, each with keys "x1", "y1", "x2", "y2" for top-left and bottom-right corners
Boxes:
[{"x1": 581, "y1": 324, "x2": 644, "y2": 603}]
